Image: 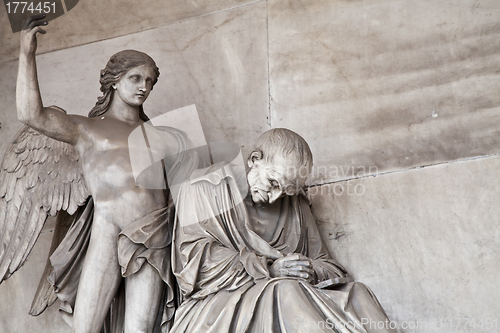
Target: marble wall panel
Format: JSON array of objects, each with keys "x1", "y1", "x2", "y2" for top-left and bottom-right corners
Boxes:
[
  {"x1": 269, "y1": 0, "x2": 500, "y2": 184},
  {"x1": 308, "y1": 155, "x2": 500, "y2": 332},
  {"x1": 0, "y1": 0, "x2": 261, "y2": 62},
  {"x1": 0, "y1": 1, "x2": 269, "y2": 159}
]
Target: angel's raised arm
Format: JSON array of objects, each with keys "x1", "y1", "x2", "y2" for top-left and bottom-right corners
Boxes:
[{"x1": 17, "y1": 15, "x2": 84, "y2": 145}]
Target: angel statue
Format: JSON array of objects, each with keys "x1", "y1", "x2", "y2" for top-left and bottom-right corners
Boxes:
[{"x1": 0, "y1": 14, "x2": 198, "y2": 333}]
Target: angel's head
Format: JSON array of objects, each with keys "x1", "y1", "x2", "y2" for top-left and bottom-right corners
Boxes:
[{"x1": 88, "y1": 50, "x2": 160, "y2": 121}]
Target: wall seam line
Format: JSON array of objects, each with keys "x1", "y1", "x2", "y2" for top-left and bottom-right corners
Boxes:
[
  {"x1": 266, "y1": 0, "x2": 272, "y2": 130},
  {"x1": 307, "y1": 153, "x2": 500, "y2": 188}
]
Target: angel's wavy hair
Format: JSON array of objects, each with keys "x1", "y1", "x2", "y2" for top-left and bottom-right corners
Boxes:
[{"x1": 88, "y1": 50, "x2": 160, "y2": 121}]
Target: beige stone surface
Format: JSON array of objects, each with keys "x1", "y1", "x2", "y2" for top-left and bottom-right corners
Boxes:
[
  {"x1": 1, "y1": 1, "x2": 269, "y2": 159},
  {"x1": 0, "y1": 0, "x2": 261, "y2": 62},
  {"x1": 309, "y1": 155, "x2": 500, "y2": 332},
  {"x1": 269, "y1": 0, "x2": 500, "y2": 184}
]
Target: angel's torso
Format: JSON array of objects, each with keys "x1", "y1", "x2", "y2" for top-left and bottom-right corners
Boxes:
[{"x1": 75, "y1": 117, "x2": 170, "y2": 230}]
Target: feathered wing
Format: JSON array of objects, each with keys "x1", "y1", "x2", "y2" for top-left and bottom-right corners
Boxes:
[{"x1": 0, "y1": 125, "x2": 90, "y2": 283}]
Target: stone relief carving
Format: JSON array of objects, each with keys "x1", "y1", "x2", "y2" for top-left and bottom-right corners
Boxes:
[
  {"x1": 169, "y1": 128, "x2": 397, "y2": 333},
  {"x1": 0, "y1": 15, "x2": 195, "y2": 333},
  {"x1": 0, "y1": 14, "x2": 397, "y2": 333}
]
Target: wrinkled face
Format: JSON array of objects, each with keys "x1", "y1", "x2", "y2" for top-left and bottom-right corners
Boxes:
[
  {"x1": 247, "y1": 154, "x2": 309, "y2": 204},
  {"x1": 113, "y1": 64, "x2": 156, "y2": 107}
]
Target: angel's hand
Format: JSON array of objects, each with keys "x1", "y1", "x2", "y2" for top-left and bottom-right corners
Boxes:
[
  {"x1": 270, "y1": 253, "x2": 316, "y2": 284},
  {"x1": 20, "y1": 14, "x2": 48, "y2": 55}
]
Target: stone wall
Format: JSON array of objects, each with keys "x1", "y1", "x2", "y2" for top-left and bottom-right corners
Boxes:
[{"x1": 1, "y1": 1, "x2": 499, "y2": 332}]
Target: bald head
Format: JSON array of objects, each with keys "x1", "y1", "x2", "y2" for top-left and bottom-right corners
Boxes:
[{"x1": 247, "y1": 128, "x2": 313, "y2": 204}]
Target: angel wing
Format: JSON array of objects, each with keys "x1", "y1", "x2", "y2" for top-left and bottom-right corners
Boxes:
[{"x1": 0, "y1": 125, "x2": 90, "y2": 283}]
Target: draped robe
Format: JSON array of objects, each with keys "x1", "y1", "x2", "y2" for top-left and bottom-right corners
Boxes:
[{"x1": 171, "y1": 163, "x2": 394, "y2": 333}]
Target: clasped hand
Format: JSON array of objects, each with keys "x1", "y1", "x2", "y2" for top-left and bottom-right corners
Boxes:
[{"x1": 269, "y1": 253, "x2": 316, "y2": 284}]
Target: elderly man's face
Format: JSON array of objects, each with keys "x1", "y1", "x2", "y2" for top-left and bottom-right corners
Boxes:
[{"x1": 247, "y1": 154, "x2": 309, "y2": 204}]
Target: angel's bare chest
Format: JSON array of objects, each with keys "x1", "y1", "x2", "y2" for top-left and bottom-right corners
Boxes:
[
  {"x1": 78, "y1": 128, "x2": 140, "y2": 192},
  {"x1": 77, "y1": 120, "x2": 168, "y2": 200},
  {"x1": 82, "y1": 147, "x2": 134, "y2": 188}
]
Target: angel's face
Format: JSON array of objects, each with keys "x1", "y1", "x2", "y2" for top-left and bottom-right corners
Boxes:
[{"x1": 113, "y1": 65, "x2": 156, "y2": 107}]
